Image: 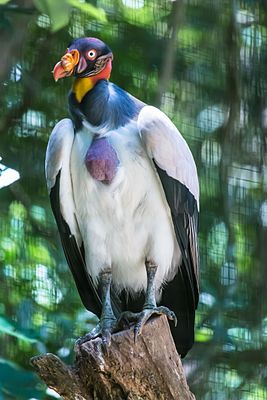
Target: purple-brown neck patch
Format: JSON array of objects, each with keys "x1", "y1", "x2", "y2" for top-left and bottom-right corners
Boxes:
[{"x1": 85, "y1": 137, "x2": 120, "y2": 184}]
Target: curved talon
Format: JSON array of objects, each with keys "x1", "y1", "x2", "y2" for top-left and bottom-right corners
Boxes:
[
  {"x1": 101, "y1": 328, "x2": 112, "y2": 353},
  {"x1": 102, "y1": 328, "x2": 111, "y2": 345},
  {"x1": 74, "y1": 319, "x2": 118, "y2": 352},
  {"x1": 156, "y1": 306, "x2": 178, "y2": 327},
  {"x1": 119, "y1": 306, "x2": 177, "y2": 343},
  {"x1": 134, "y1": 323, "x2": 142, "y2": 343},
  {"x1": 74, "y1": 324, "x2": 102, "y2": 351}
]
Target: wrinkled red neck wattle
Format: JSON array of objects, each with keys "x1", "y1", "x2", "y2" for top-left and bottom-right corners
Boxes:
[
  {"x1": 85, "y1": 137, "x2": 120, "y2": 184},
  {"x1": 93, "y1": 58, "x2": 112, "y2": 82}
]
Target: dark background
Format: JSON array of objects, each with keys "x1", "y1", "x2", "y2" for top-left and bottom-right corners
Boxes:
[{"x1": 0, "y1": 0, "x2": 267, "y2": 398}]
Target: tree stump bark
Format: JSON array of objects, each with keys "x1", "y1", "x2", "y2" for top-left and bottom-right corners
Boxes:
[{"x1": 31, "y1": 315, "x2": 195, "y2": 400}]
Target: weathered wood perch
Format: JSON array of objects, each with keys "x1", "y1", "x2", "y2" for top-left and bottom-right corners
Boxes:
[{"x1": 31, "y1": 315, "x2": 195, "y2": 399}]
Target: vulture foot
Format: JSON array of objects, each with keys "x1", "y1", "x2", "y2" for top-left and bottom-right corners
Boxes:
[
  {"x1": 75, "y1": 267, "x2": 118, "y2": 351},
  {"x1": 119, "y1": 306, "x2": 177, "y2": 342},
  {"x1": 75, "y1": 317, "x2": 118, "y2": 351}
]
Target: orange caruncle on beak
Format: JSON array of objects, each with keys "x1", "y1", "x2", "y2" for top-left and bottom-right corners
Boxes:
[{"x1": 52, "y1": 49, "x2": 80, "y2": 82}]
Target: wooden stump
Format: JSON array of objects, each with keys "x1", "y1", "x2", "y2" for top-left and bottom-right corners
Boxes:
[{"x1": 31, "y1": 315, "x2": 195, "y2": 400}]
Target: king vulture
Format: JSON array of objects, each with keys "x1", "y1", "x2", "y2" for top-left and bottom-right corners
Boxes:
[{"x1": 45, "y1": 37, "x2": 199, "y2": 357}]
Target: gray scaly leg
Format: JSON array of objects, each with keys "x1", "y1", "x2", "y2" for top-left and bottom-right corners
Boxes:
[
  {"x1": 119, "y1": 260, "x2": 177, "y2": 341},
  {"x1": 76, "y1": 268, "x2": 117, "y2": 348}
]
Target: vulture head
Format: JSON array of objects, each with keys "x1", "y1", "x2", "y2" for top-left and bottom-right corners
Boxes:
[{"x1": 53, "y1": 37, "x2": 113, "y2": 82}]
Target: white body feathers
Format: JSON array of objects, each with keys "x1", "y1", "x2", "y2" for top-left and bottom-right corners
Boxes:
[{"x1": 45, "y1": 106, "x2": 199, "y2": 295}]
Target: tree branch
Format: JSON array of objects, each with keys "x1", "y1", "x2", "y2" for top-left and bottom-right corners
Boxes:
[
  {"x1": 31, "y1": 316, "x2": 195, "y2": 400},
  {"x1": 156, "y1": 0, "x2": 184, "y2": 106}
]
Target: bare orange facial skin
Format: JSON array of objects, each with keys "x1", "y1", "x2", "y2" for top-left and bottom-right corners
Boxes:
[{"x1": 53, "y1": 49, "x2": 80, "y2": 81}]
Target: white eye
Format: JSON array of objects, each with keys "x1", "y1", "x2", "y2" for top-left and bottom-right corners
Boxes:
[{"x1": 87, "y1": 49, "x2": 97, "y2": 60}]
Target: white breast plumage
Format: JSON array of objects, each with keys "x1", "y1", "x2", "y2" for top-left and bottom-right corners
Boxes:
[{"x1": 70, "y1": 121, "x2": 181, "y2": 295}]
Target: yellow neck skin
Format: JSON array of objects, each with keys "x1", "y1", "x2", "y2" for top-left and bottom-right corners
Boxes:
[
  {"x1": 72, "y1": 60, "x2": 112, "y2": 103},
  {"x1": 72, "y1": 77, "x2": 95, "y2": 103}
]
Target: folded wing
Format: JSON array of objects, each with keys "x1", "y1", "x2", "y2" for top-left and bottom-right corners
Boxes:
[
  {"x1": 137, "y1": 106, "x2": 199, "y2": 356},
  {"x1": 45, "y1": 118, "x2": 102, "y2": 316}
]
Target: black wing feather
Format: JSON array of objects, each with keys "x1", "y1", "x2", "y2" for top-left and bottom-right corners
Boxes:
[
  {"x1": 155, "y1": 164, "x2": 199, "y2": 357},
  {"x1": 50, "y1": 172, "x2": 102, "y2": 317}
]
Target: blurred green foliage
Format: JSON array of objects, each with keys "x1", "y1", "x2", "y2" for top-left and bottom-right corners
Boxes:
[
  {"x1": 0, "y1": 0, "x2": 267, "y2": 399},
  {"x1": 1, "y1": 0, "x2": 106, "y2": 31}
]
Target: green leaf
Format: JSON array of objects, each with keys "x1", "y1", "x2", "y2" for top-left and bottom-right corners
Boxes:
[
  {"x1": 122, "y1": 3, "x2": 167, "y2": 27},
  {"x1": 0, "y1": 0, "x2": 11, "y2": 4},
  {"x1": 28, "y1": 241, "x2": 54, "y2": 265},
  {"x1": 0, "y1": 236, "x2": 17, "y2": 262},
  {"x1": 0, "y1": 316, "x2": 38, "y2": 343},
  {"x1": 242, "y1": 385, "x2": 267, "y2": 400},
  {"x1": 0, "y1": 358, "x2": 45, "y2": 398},
  {"x1": 195, "y1": 326, "x2": 214, "y2": 342},
  {"x1": 33, "y1": 0, "x2": 71, "y2": 32},
  {"x1": 9, "y1": 201, "x2": 27, "y2": 220},
  {"x1": 67, "y1": 0, "x2": 107, "y2": 22},
  {"x1": 33, "y1": 0, "x2": 106, "y2": 32}
]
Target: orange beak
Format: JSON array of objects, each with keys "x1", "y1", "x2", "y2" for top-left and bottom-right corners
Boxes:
[{"x1": 52, "y1": 49, "x2": 80, "y2": 82}]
